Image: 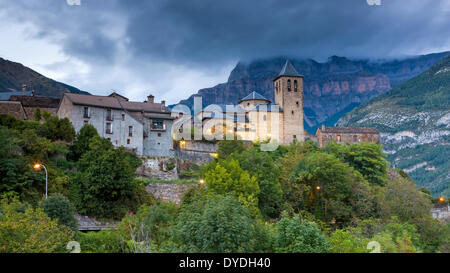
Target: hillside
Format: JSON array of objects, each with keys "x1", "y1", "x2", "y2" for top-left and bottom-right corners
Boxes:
[
  {"x1": 177, "y1": 52, "x2": 449, "y2": 133},
  {"x1": 338, "y1": 55, "x2": 450, "y2": 197},
  {"x1": 0, "y1": 57, "x2": 89, "y2": 98}
]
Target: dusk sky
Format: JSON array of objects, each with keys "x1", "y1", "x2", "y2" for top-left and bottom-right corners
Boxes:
[{"x1": 0, "y1": 0, "x2": 449, "y2": 103}]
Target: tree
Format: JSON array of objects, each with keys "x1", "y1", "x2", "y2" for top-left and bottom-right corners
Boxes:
[
  {"x1": 204, "y1": 159, "x2": 260, "y2": 214},
  {"x1": 217, "y1": 140, "x2": 245, "y2": 160},
  {"x1": 34, "y1": 107, "x2": 42, "y2": 122},
  {"x1": 325, "y1": 142, "x2": 388, "y2": 186},
  {"x1": 0, "y1": 126, "x2": 40, "y2": 201},
  {"x1": 232, "y1": 147, "x2": 284, "y2": 219},
  {"x1": 69, "y1": 124, "x2": 99, "y2": 161},
  {"x1": 329, "y1": 229, "x2": 369, "y2": 253},
  {"x1": 0, "y1": 198, "x2": 74, "y2": 253},
  {"x1": 40, "y1": 193, "x2": 78, "y2": 231},
  {"x1": 171, "y1": 195, "x2": 272, "y2": 253},
  {"x1": 291, "y1": 152, "x2": 373, "y2": 225},
  {"x1": 43, "y1": 114, "x2": 75, "y2": 142},
  {"x1": 274, "y1": 212, "x2": 330, "y2": 253},
  {"x1": 70, "y1": 136, "x2": 143, "y2": 219}
]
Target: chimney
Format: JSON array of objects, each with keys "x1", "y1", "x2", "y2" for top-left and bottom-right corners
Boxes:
[
  {"x1": 161, "y1": 100, "x2": 165, "y2": 106},
  {"x1": 321, "y1": 124, "x2": 325, "y2": 131},
  {"x1": 147, "y1": 95, "x2": 154, "y2": 103},
  {"x1": 22, "y1": 84, "x2": 27, "y2": 95}
]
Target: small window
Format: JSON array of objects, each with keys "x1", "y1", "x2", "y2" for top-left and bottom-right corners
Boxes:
[
  {"x1": 337, "y1": 135, "x2": 341, "y2": 142},
  {"x1": 296, "y1": 101, "x2": 299, "y2": 106},
  {"x1": 129, "y1": 126, "x2": 133, "y2": 137},
  {"x1": 127, "y1": 139, "x2": 130, "y2": 145},
  {"x1": 158, "y1": 133, "x2": 162, "y2": 137},
  {"x1": 151, "y1": 120, "x2": 164, "y2": 130},
  {"x1": 106, "y1": 123, "x2": 112, "y2": 134},
  {"x1": 292, "y1": 110, "x2": 294, "y2": 115},
  {"x1": 294, "y1": 80, "x2": 298, "y2": 92},
  {"x1": 287, "y1": 79, "x2": 291, "y2": 91},
  {"x1": 263, "y1": 115, "x2": 267, "y2": 121},
  {"x1": 83, "y1": 107, "x2": 89, "y2": 118},
  {"x1": 115, "y1": 140, "x2": 118, "y2": 145},
  {"x1": 293, "y1": 135, "x2": 297, "y2": 139},
  {"x1": 247, "y1": 103, "x2": 250, "y2": 106},
  {"x1": 106, "y1": 109, "x2": 113, "y2": 121},
  {"x1": 122, "y1": 114, "x2": 125, "y2": 121}
]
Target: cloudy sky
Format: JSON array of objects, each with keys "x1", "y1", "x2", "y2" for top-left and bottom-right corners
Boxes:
[{"x1": 0, "y1": 0, "x2": 449, "y2": 103}]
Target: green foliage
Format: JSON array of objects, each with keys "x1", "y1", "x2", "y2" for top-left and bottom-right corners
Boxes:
[
  {"x1": 204, "y1": 159, "x2": 260, "y2": 215},
  {"x1": 325, "y1": 142, "x2": 388, "y2": 186},
  {"x1": 34, "y1": 108, "x2": 42, "y2": 122},
  {"x1": 292, "y1": 152, "x2": 374, "y2": 225},
  {"x1": 329, "y1": 229, "x2": 369, "y2": 253},
  {"x1": 0, "y1": 198, "x2": 74, "y2": 253},
  {"x1": 0, "y1": 126, "x2": 40, "y2": 201},
  {"x1": 76, "y1": 230, "x2": 122, "y2": 253},
  {"x1": 171, "y1": 195, "x2": 272, "y2": 253},
  {"x1": 217, "y1": 140, "x2": 245, "y2": 160},
  {"x1": 274, "y1": 212, "x2": 330, "y2": 253},
  {"x1": 69, "y1": 124, "x2": 98, "y2": 161},
  {"x1": 40, "y1": 193, "x2": 78, "y2": 231},
  {"x1": 70, "y1": 136, "x2": 144, "y2": 219},
  {"x1": 231, "y1": 147, "x2": 284, "y2": 219},
  {"x1": 42, "y1": 114, "x2": 75, "y2": 142}
]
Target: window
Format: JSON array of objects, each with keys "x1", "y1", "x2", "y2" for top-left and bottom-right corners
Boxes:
[
  {"x1": 292, "y1": 110, "x2": 294, "y2": 115},
  {"x1": 122, "y1": 114, "x2": 125, "y2": 121},
  {"x1": 263, "y1": 115, "x2": 267, "y2": 121},
  {"x1": 287, "y1": 79, "x2": 291, "y2": 91},
  {"x1": 83, "y1": 107, "x2": 89, "y2": 118},
  {"x1": 106, "y1": 109, "x2": 112, "y2": 121},
  {"x1": 129, "y1": 126, "x2": 133, "y2": 137},
  {"x1": 353, "y1": 135, "x2": 358, "y2": 142},
  {"x1": 294, "y1": 80, "x2": 298, "y2": 92},
  {"x1": 247, "y1": 103, "x2": 250, "y2": 106},
  {"x1": 127, "y1": 139, "x2": 130, "y2": 145},
  {"x1": 106, "y1": 123, "x2": 112, "y2": 134},
  {"x1": 158, "y1": 133, "x2": 162, "y2": 137},
  {"x1": 337, "y1": 135, "x2": 341, "y2": 142},
  {"x1": 151, "y1": 120, "x2": 165, "y2": 130},
  {"x1": 296, "y1": 101, "x2": 299, "y2": 107},
  {"x1": 293, "y1": 135, "x2": 297, "y2": 139}
]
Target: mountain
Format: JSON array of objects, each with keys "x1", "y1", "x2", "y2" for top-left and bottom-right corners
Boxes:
[
  {"x1": 176, "y1": 52, "x2": 449, "y2": 133},
  {"x1": 337, "y1": 55, "x2": 450, "y2": 197},
  {"x1": 0, "y1": 57, "x2": 89, "y2": 98}
]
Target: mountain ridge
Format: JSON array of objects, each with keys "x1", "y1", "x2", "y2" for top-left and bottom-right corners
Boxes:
[{"x1": 176, "y1": 52, "x2": 449, "y2": 133}]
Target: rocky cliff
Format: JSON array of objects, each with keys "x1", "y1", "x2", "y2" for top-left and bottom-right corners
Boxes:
[
  {"x1": 338, "y1": 55, "x2": 450, "y2": 197},
  {"x1": 177, "y1": 52, "x2": 449, "y2": 133}
]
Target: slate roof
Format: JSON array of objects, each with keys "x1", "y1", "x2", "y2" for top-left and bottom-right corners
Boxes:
[
  {"x1": 0, "y1": 91, "x2": 33, "y2": 101},
  {"x1": 0, "y1": 101, "x2": 27, "y2": 120},
  {"x1": 9, "y1": 95, "x2": 60, "y2": 108},
  {"x1": 273, "y1": 60, "x2": 303, "y2": 81},
  {"x1": 238, "y1": 91, "x2": 271, "y2": 103},
  {"x1": 63, "y1": 93, "x2": 170, "y2": 113},
  {"x1": 317, "y1": 126, "x2": 379, "y2": 134},
  {"x1": 248, "y1": 103, "x2": 283, "y2": 112}
]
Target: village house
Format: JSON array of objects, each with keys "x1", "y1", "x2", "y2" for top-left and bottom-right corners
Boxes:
[
  {"x1": 57, "y1": 92, "x2": 175, "y2": 156},
  {"x1": 315, "y1": 125, "x2": 380, "y2": 148}
]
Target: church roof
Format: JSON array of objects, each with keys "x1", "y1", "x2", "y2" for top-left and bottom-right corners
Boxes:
[
  {"x1": 273, "y1": 60, "x2": 303, "y2": 81},
  {"x1": 238, "y1": 91, "x2": 271, "y2": 103}
]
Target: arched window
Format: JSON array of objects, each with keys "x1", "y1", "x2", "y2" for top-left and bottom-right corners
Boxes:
[
  {"x1": 294, "y1": 80, "x2": 298, "y2": 92},
  {"x1": 287, "y1": 79, "x2": 291, "y2": 91}
]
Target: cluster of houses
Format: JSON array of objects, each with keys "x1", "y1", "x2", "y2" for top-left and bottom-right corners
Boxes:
[{"x1": 0, "y1": 61, "x2": 380, "y2": 157}]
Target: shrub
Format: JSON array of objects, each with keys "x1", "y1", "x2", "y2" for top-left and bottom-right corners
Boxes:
[
  {"x1": 76, "y1": 230, "x2": 122, "y2": 253},
  {"x1": 40, "y1": 193, "x2": 78, "y2": 231}
]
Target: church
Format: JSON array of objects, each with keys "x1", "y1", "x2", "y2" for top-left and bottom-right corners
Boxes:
[{"x1": 200, "y1": 60, "x2": 306, "y2": 145}]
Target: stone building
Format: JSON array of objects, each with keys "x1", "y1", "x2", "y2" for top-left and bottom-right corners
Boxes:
[
  {"x1": 184, "y1": 60, "x2": 306, "y2": 145},
  {"x1": 315, "y1": 125, "x2": 380, "y2": 148},
  {"x1": 9, "y1": 95, "x2": 60, "y2": 119},
  {"x1": 57, "y1": 92, "x2": 175, "y2": 156}
]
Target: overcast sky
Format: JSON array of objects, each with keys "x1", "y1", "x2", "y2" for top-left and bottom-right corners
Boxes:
[{"x1": 0, "y1": 0, "x2": 449, "y2": 103}]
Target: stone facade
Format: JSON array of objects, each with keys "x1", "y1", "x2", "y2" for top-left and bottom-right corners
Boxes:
[
  {"x1": 315, "y1": 125, "x2": 380, "y2": 148},
  {"x1": 57, "y1": 92, "x2": 175, "y2": 157},
  {"x1": 146, "y1": 183, "x2": 198, "y2": 204}
]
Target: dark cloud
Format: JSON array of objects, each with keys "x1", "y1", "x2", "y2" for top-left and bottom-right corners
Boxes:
[{"x1": 2, "y1": 0, "x2": 449, "y2": 66}]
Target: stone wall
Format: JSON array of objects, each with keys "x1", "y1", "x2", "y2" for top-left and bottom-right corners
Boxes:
[
  {"x1": 146, "y1": 183, "x2": 198, "y2": 204},
  {"x1": 136, "y1": 157, "x2": 179, "y2": 180}
]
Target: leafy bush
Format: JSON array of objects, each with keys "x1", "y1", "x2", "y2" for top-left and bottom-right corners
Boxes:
[
  {"x1": 0, "y1": 198, "x2": 74, "y2": 253},
  {"x1": 76, "y1": 230, "x2": 122, "y2": 253},
  {"x1": 40, "y1": 193, "x2": 78, "y2": 231},
  {"x1": 274, "y1": 212, "x2": 330, "y2": 253}
]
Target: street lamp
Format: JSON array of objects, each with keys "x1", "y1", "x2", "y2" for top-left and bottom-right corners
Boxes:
[
  {"x1": 33, "y1": 163, "x2": 48, "y2": 199},
  {"x1": 199, "y1": 179, "x2": 205, "y2": 185},
  {"x1": 439, "y1": 197, "x2": 445, "y2": 203}
]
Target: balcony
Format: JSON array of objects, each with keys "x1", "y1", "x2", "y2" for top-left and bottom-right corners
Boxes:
[
  {"x1": 106, "y1": 116, "x2": 113, "y2": 121},
  {"x1": 106, "y1": 129, "x2": 112, "y2": 134},
  {"x1": 83, "y1": 114, "x2": 90, "y2": 119},
  {"x1": 151, "y1": 124, "x2": 166, "y2": 131}
]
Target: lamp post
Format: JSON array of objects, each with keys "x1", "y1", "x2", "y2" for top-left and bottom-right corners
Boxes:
[{"x1": 34, "y1": 163, "x2": 48, "y2": 199}]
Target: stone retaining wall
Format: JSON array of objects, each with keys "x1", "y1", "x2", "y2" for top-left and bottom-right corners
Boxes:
[{"x1": 146, "y1": 183, "x2": 198, "y2": 204}]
